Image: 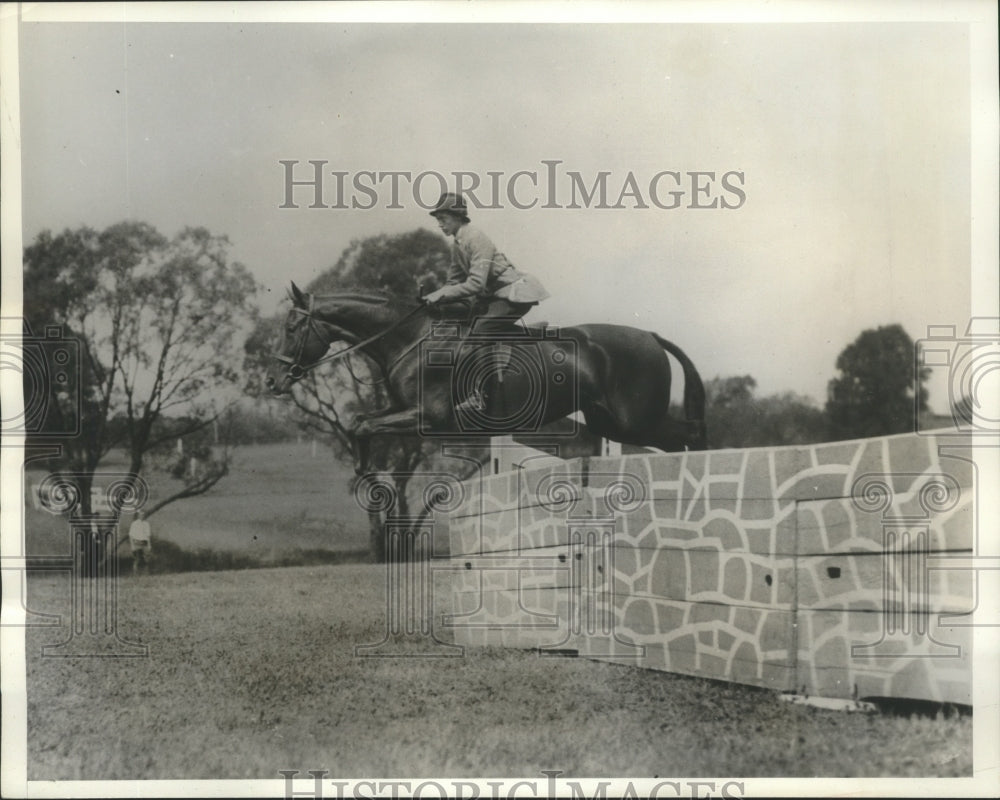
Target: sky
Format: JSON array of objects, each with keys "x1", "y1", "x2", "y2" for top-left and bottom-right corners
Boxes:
[{"x1": 10, "y1": 6, "x2": 994, "y2": 412}]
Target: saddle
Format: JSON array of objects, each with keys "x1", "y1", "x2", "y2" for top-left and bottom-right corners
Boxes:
[
  {"x1": 427, "y1": 300, "x2": 550, "y2": 388},
  {"x1": 425, "y1": 298, "x2": 477, "y2": 320},
  {"x1": 429, "y1": 299, "x2": 546, "y2": 330}
]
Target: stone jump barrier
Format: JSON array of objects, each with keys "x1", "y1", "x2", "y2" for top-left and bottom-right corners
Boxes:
[{"x1": 444, "y1": 431, "x2": 976, "y2": 704}]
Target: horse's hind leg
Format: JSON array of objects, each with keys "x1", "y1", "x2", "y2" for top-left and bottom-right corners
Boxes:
[
  {"x1": 586, "y1": 403, "x2": 704, "y2": 454},
  {"x1": 647, "y1": 415, "x2": 706, "y2": 452},
  {"x1": 581, "y1": 401, "x2": 620, "y2": 441}
]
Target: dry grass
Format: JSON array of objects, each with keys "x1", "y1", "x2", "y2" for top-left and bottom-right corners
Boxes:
[{"x1": 25, "y1": 564, "x2": 971, "y2": 780}]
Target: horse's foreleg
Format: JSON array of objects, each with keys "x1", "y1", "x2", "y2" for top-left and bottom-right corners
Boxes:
[
  {"x1": 351, "y1": 407, "x2": 431, "y2": 475},
  {"x1": 352, "y1": 406, "x2": 399, "y2": 428},
  {"x1": 351, "y1": 407, "x2": 405, "y2": 472},
  {"x1": 354, "y1": 406, "x2": 421, "y2": 438}
]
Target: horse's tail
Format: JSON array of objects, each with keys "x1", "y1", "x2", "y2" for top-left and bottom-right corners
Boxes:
[{"x1": 650, "y1": 333, "x2": 708, "y2": 450}]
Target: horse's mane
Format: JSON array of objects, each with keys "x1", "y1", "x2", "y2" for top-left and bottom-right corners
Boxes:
[
  {"x1": 311, "y1": 288, "x2": 396, "y2": 304},
  {"x1": 309, "y1": 287, "x2": 420, "y2": 309}
]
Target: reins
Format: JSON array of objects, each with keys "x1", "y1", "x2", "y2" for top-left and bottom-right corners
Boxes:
[{"x1": 273, "y1": 294, "x2": 426, "y2": 382}]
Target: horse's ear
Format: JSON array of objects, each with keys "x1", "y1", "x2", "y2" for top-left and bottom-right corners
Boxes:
[{"x1": 289, "y1": 281, "x2": 307, "y2": 309}]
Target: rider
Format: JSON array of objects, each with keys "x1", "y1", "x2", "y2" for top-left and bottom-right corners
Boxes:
[
  {"x1": 423, "y1": 192, "x2": 549, "y2": 411},
  {"x1": 423, "y1": 192, "x2": 549, "y2": 326}
]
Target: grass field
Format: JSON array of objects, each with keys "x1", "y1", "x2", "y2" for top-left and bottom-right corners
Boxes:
[
  {"x1": 18, "y1": 441, "x2": 975, "y2": 780},
  {"x1": 24, "y1": 564, "x2": 972, "y2": 780},
  {"x1": 23, "y1": 442, "x2": 374, "y2": 564}
]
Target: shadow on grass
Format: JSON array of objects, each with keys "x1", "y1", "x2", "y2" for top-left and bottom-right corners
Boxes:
[{"x1": 865, "y1": 698, "x2": 972, "y2": 719}]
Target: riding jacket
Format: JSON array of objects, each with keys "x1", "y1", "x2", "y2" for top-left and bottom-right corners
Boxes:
[{"x1": 429, "y1": 224, "x2": 549, "y2": 304}]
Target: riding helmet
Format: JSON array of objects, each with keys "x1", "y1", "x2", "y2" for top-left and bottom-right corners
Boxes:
[{"x1": 429, "y1": 192, "x2": 470, "y2": 222}]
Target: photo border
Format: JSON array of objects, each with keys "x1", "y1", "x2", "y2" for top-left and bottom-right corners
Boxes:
[{"x1": 2, "y1": 2, "x2": 997, "y2": 798}]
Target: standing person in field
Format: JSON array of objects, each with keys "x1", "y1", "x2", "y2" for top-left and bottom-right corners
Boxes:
[{"x1": 128, "y1": 511, "x2": 152, "y2": 576}]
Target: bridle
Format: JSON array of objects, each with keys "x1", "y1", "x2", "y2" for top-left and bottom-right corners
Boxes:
[{"x1": 272, "y1": 294, "x2": 425, "y2": 385}]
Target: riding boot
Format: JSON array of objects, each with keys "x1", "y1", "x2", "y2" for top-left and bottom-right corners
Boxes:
[
  {"x1": 453, "y1": 341, "x2": 505, "y2": 417},
  {"x1": 495, "y1": 342, "x2": 512, "y2": 380}
]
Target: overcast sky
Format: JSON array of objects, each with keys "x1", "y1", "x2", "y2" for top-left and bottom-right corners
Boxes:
[{"x1": 13, "y1": 9, "x2": 989, "y2": 410}]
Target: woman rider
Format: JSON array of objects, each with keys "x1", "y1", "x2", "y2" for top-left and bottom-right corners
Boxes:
[
  {"x1": 422, "y1": 192, "x2": 549, "y2": 412},
  {"x1": 422, "y1": 192, "x2": 549, "y2": 325}
]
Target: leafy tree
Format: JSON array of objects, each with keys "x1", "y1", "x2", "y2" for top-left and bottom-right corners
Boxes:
[
  {"x1": 703, "y1": 374, "x2": 758, "y2": 449},
  {"x1": 313, "y1": 228, "x2": 450, "y2": 298},
  {"x1": 825, "y1": 324, "x2": 929, "y2": 440},
  {"x1": 246, "y1": 228, "x2": 488, "y2": 560},
  {"x1": 753, "y1": 391, "x2": 829, "y2": 446},
  {"x1": 23, "y1": 224, "x2": 156, "y2": 511},
  {"x1": 23, "y1": 221, "x2": 258, "y2": 518},
  {"x1": 703, "y1": 375, "x2": 827, "y2": 449}
]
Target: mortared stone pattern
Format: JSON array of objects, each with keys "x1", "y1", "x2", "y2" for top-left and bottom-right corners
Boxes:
[{"x1": 445, "y1": 432, "x2": 975, "y2": 703}]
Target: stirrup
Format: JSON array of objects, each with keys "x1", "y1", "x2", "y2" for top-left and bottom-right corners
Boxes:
[
  {"x1": 495, "y1": 343, "x2": 512, "y2": 383},
  {"x1": 455, "y1": 389, "x2": 486, "y2": 414}
]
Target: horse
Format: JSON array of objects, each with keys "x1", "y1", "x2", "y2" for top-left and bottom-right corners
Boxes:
[{"x1": 266, "y1": 282, "x2": 706, "y2": 473}]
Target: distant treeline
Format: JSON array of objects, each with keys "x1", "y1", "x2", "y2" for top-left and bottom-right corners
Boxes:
[{"x1": 27, "y1": 403, "x2": 302, "y2": 453}]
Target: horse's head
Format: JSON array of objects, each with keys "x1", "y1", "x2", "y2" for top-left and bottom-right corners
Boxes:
[
  {"x1": 265, "y1": 282, "x2": 342, "y2": 396},
  {"x1": 266, "y1": 282, "x2": 424, "y2": 395}
]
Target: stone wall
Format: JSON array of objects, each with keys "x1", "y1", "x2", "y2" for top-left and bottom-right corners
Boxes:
[{"x1": 446, "y1": 432, "x2": 976, "y2": 704}]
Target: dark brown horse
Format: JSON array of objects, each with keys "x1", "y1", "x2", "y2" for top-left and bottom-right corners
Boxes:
[{"x1": 267, "y1": 283, "x2": 706, "y2": 472}]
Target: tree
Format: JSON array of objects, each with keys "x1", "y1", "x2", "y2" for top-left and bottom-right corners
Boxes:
[
  {"x1": 313, "y1": 228, "x2": 449, "y2": 298},
  {"x1": 23, "y1": 224, "x2": 153, "y2": 513},
  {"x1": 825, "y1": 324, "x2": 929, "y2": 440},
  {"x1": 753, "y1": 391, "x2": 829, "y2": 446},
  {"x1": 703, "y1": 375, "x2": 827, "y2": 449},
  {"x1": 23, "y1": 221, "x2": 258, "y2": 519},
  {"x1": 246, "y1": 228, "x2": 487, "y2": 560},
  {"x1": 703, "y1": 375, "x2": 758, "y2": 450},
  {"x1": 211, "y1": 400, "x2": 300, "y2": 446}
]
